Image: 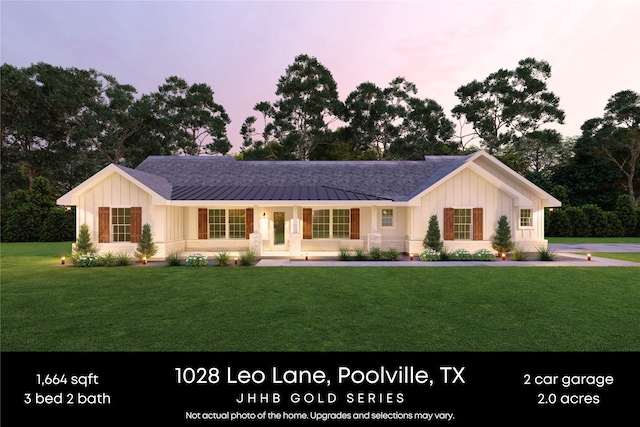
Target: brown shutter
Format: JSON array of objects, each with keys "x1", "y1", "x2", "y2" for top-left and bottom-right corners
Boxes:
[
  {"x1": 99, "y1": 207, "x2": 110, "y2": 243},
  {"x1": 473, "y1": 208, "x2": 483, "y2": 240},
  {"x1": 303, "y1": 208, "x2": 313, "y2": 239},
  {"x1": 130, "y1": 207, "x2": 142, "y2": 243},
  {"x1": 245, "y1": 208, "x2": 254, "y2": 239},
  {"x1": 198, "y1": 208, "x2": 208, "y2": 239},
  {"x1": 443, "y1": 208, "x2": 454, "y2": 240},
  {"x1": 350, "y1": 208, "x2": 360, "y2": 239}
]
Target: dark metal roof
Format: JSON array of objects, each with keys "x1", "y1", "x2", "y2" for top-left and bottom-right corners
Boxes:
[
  {"x1": 171, "y1": 185, "x2": 392, "y2": 201},
  {"x1": 132, "y1": 154, "x2": 474, "y2": 202}
]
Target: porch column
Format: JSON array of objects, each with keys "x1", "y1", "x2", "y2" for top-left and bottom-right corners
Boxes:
[
  {"x1": 250, "y1": 205, "x2": 262, "y2": 256},
  {"x1": 289, "y1": 205, "x2": 302, "y2": 256},
  {"x1": 368, "y1": 205, "x2": 381, "y2": 250}
]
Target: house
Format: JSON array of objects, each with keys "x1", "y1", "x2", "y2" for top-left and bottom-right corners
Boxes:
[{"x1": 57, "y1": 151, "x2": 561, "y2": 259}]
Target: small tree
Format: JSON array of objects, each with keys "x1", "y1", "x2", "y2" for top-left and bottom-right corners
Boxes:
[
  {"x1": 492, "y1": 215, "x2": 514, "y2": 254},
  {"x1": 74, "y1": 223, "x2": 96, "y2": 254},
  {"x1": 423, "y1": 215, "x2": 443, "y2": 251},
  {"x1": 135, "y1": 223, "x2": 158, "y2": 260}
]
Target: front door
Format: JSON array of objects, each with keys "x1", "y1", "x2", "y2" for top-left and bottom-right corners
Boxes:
[{"x1": 274, "y1": 212, "x2": 285, "y2": 245}]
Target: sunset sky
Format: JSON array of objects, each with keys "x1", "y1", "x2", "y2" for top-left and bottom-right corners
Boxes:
[{"x1": 2, "y1": 0, "x2": 639, "y2": 152}]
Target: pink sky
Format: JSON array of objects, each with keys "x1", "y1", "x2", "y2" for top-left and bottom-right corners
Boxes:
[{"x1": 2, "y1": 0, "x2": 639, "y2": 152}]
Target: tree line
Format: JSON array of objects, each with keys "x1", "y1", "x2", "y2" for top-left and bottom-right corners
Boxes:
[{"x1": 2, "y1": 55, "x2": 639, "y2": 241}]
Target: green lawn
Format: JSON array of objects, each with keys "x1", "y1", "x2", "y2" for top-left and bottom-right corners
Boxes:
[
  {"x1": 2, "y1": 242, "x2": 639, "y2": 352},
  {"x1": 580, "y1": 252, "x2": 640, "y2": 263},
  {"x1": 548, "y1": 237, "x2": 640, "y2": 244}
]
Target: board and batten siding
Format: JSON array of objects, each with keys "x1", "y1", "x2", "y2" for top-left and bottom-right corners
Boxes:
[
  {"x1": 75, "y1": 172, "x2": 153, "y2": 243},
  {"x1": 415, "y1": 168, "x2": 510, "y2": 240}
]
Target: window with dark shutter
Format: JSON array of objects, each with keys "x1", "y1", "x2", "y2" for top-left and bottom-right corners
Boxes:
[{"x1": 245, "y1": 208, "x2": 254, "y2": 239}]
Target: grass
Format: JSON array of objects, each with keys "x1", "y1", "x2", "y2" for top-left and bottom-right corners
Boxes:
[
  {"x1": 547, "y1": 237, "x2": 640, "y2": 244},
  {"x1": 578, "y1": 252, "x2": 640, "y2": 263},
  {"x1": 2, "y1": 242, "x2": 639, "y2": 352}
]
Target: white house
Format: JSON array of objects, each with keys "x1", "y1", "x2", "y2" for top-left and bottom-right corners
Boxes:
[{"x1": 57, "y1": 151, "x2": 561, "y2": 259}]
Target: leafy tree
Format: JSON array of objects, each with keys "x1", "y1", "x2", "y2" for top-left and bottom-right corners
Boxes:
[
  {"x1": 492, "y1": 215, "x2": 514, "y2": 253},
  {"x1": 615, "y1": 194, "x2": 638, "y2": 236},
  {"x1": 452, "y1": 57, "x2": 565, "y2": 155},
  {"x1": 271, "y1": 54, "x2": 342, "y2": 160},
  {"x1": 135, "y1": 223, "x2": 158, "y2": 260},
  {"x1": 153, "y1": 76, "x2": 231, "y2": 156},
  {"x1": 1, "y1": 63, "x2": 103, "y2": 194},
  {"x1": 423, "y1": 215, "x2": 443, "y2": 251},
  {"x1": 74, "y1": 223, "x2": 96, "y2": 254},
  {"x1": 552, "y1": 133, "x2": 622, "y2": 210},
  {"x1": 582, "y1": 90, "x2": 640, "y2": 207}
]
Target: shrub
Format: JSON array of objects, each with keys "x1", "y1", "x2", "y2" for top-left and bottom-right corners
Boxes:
[
  {"x1": 382, "y1": 247, "x2": 401, "y2": 261},
  {"x1": 135, "y1": 223, "x2": 158, "y2": 260},
  {"x1": 368, "y1": 247, "x2": 383, "y2": 260},
  {"x1": 215, "y1": 252, "x2": 231, "y2": 266},
  {"x1": 439, "y1": 247, "x2": 453, "y2": 261},
  {"x1": 338, "y1": 247, "x2": 353, "y2": 261},
  {"x1": 536, "y1": 246, "x2": 556, "y2": 261},
  {"x1": 582, "y1": 204, "x2": 607, "y2": 237},
  {"x1": 166, "y1": 250, "x2": 183, "y2": 266},
  {"x1": 115, "y1": 250, "x2": 133, "y2": 266},
  {"x1": 74, "y1": 223, "x2": 96, "y2": 255},
  {"x1": 615, "y1": 194, "x2": 637, "y2": 237},
  {"x1": 451, "y1": 249, "x2": 472, "y2": 261},
  {"x1": 98, "y1": 251, "x2": 117, "y2": 267},
  {"x1": 186, "y1": 253, "x2": 208, "y2": 267},
  {"x1": 492, "y1": 215, "x2": 514, "y2": 253},
  {"x1": 40, "y1": 207, "x2": 75, "y2": 242},
  {"x1": 604, "y1": 211, "x2": 625, "y2": 238},
  {"x1": 353, "y1": 247, "x2": 369, "y2": 260},
  {"x1": 72, "y1": 253, "x2": 99, "y2": 267},
  {"x1": 512, "y1": 245, "x2": 529, "y2": 261},
  {"x1": 565, "y1": 206, "x2": 590, "y2": 237},
  {"x1": 473, "y1": 249, "x2": 495, "y2": 261},
  {"x1": 419, "y1": 248, "x2": 440, "y2": 261},
  {"x1": 239, "y1": 249, "x2": 259, "y2": 266},
  {"x1": 423, "y1": 215, "x2": 443, "y2": 251},
  {"x1": 545, "y1": 208, "x2": 571, "y2": 237}
]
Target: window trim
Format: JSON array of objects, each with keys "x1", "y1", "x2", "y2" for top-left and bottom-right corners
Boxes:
[
  {"x1": 381, "y1": 208, "x2": 394, "y2": 228},
  {"x1": 312, "y1": 208, "x2": 351, "y2": 239},
  {"x1": 453, "y1": 208, "x2": 472, "y2": 240},
  {"x1": 111, "y1": 207, "x2": 131, "y2": 242},
  {"x1": 206, "y1": 208, "x2": 247, "y2": 239},
  {"x1": 519, "y1": 208, "x2": 534, "y2": 229}
]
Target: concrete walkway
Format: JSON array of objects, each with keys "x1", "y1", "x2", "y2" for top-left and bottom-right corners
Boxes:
[{"x1": 255, "y1": 244, "x2": 640, "y2": 267}]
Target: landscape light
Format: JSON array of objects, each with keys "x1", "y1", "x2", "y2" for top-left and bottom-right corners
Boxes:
[
  {"x1": 410, "y1": 253, "x2": 413, "y2": 261},
  {"x1": 501, "y1": 253, "x2": 506, "y2": 261},
  {"x1": 235, "y1": 257, "x2": 238, "y2": 265},
  {"x1": 61, "y1": 256, "x2": 65, "y2": 265},
  {"x1": 587, "y1": 253, "x2": 591, "y2": 261},
  {"x1": 143, "y1": 256, "x2": 147, "y2": 265}
]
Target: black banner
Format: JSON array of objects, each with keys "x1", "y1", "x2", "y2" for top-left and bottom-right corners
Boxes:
[{"x1": 2, "y1": 352, "x2": 637, "y2": 425}]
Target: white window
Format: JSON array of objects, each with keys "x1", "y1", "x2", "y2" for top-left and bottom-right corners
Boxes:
[
  {"x1": 520, "y1": 209, "x2": 532, "y2": 228},
  {"x1": 381, "y1": 209, "x2": 394, "y2": 227},
  {"x1": 454, "y1": 208, "x2": 471, "y2": 240}
]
